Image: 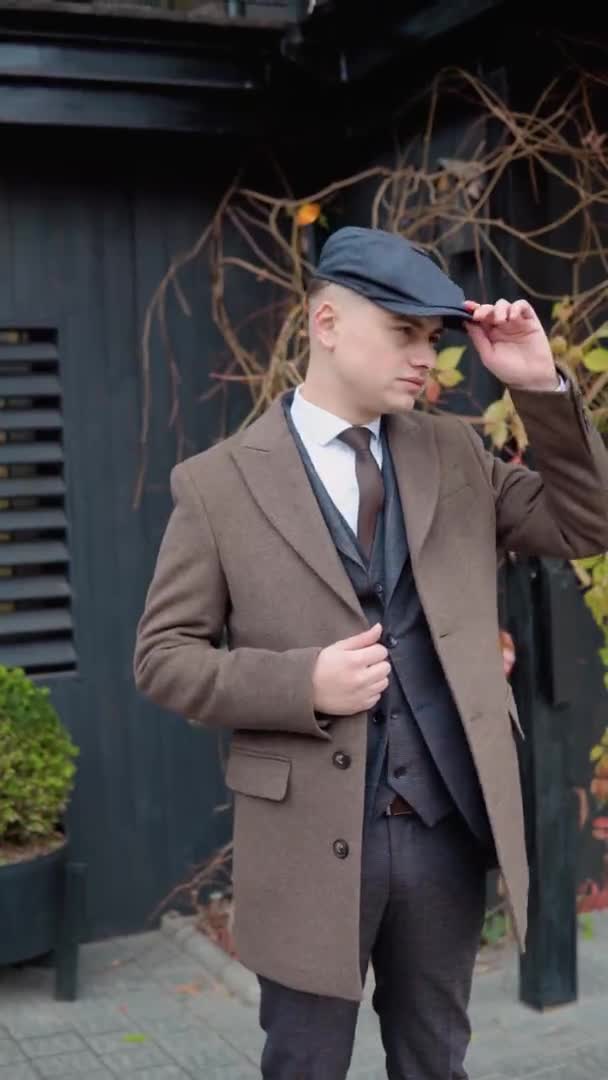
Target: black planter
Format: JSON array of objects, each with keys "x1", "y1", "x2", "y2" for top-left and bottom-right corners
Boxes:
[{"x1": 0, "y1": 838, "x2": 67, "y2": 966}]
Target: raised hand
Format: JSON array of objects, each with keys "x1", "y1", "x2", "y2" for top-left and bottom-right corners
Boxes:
[{"x1": 464, "y1": 299, "x2": 559, "y2": 392}]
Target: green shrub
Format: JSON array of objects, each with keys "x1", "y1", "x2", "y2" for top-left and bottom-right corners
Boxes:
[{"x1": 0, "y1": 666, "x2": 78, "y2": 846}]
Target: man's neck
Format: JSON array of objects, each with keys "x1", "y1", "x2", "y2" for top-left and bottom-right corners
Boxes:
[{"x1": 298, "y1": 381, "x2": 381, "y2": 427}]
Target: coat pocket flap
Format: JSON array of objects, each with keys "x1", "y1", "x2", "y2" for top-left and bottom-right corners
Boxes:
[{"x1": 225, "y1": 749, "x2": 291, "y2": 801}]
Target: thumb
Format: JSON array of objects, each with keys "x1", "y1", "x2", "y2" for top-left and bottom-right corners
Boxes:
[{"x1": 337, "y1": 622, "x2": 383, "y2": 651}]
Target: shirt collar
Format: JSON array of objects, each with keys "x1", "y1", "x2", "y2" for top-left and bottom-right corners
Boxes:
[{"x1": 291, "y1": 384, "x2": 382, "y2": 448}]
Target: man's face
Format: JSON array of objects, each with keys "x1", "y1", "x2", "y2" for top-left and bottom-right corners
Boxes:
[{"x1": 311, "y1": 286, "x2": 443, "y2": 416}]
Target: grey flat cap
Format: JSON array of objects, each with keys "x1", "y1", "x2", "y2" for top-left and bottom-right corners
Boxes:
[{"x1": 311, "y1": 225, "x2": 471, "y2": 326}]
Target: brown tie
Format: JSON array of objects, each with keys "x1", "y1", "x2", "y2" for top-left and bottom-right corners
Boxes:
[{"x1": 338, "y1": 426, "x2": 385, "y2": 558}]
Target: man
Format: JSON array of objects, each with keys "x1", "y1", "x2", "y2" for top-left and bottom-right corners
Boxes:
[{"x1": 134, "y1": 226, "x2": 608, "y2": 1079}]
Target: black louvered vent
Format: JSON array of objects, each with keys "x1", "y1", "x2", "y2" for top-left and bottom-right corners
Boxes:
[{"x1": 0, "y1": 330, "x2": 76, "y2": 675}]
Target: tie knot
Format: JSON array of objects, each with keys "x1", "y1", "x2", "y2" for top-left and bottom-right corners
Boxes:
[{"x1": 338, "y1": 426, "x2": 373, "y2": 454}]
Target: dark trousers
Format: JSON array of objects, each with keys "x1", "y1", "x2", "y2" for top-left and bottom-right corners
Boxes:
[{"x1": 258, "y1": 809, "x2": 487, "y2": 1079}]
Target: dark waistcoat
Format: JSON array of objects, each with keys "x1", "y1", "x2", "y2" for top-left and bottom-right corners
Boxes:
[{"x1": 283, "y1": 394, "x2": 493, "y2": 848}]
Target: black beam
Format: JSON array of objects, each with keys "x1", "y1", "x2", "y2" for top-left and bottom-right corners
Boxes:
[{"x1": 506, "y1": 555, "x2": 579, "y2": 1010}]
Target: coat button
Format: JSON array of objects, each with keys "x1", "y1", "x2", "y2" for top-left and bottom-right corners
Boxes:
[
  {"x1": 332, "y1": 751, "x2": 351, "y2": 770},
  {"x1": 385, "y1": 634, "x2": 398, "y2": 649},
  {"x1": 372, "y1": 710, "x2": 384, "y2": 724},
  {"x1": 333, "y1": 839, "x2": 349, "y2": 859}
]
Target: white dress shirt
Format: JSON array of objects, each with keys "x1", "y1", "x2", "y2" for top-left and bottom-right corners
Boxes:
[
  {"x1": 290, "y1": 385, "x2": 382, "y2": 536},
  {"x1": 289, "y1": 375, "x2": 568, "y2": 535}
]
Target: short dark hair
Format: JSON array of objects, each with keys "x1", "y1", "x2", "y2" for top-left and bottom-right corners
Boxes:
[{"x1": 306, "y1": 276, "x2": 330, "y2": 303}]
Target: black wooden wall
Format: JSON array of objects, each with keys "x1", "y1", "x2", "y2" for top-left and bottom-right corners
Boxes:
[{"x1": 0, "y1": 128, "x2": 259, "y2": 940}]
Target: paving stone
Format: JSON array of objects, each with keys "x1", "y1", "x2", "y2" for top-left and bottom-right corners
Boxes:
[
  {"x1": 174, "y1": 1069, "x2": 257, "y2": 1080},
  {"x1": 135, "y1": 1015, "x2": 213, "y2": 1039},
  {"x1": 88, "y1": 1028, "x2": 159, "y2": 1054},
  {"x1": 48, "y1": 1073, "x2": 114, "y2": 1080},
  {"x1": 19, "y1": 1033, "x2": 88, "y2": 1059},
  {"x1": 0, "y1": 1038, "x2": 25, "y2": 1065},
  {"x1": 109, "y1": 989, "x2": 186, "y2": 1020},
  {"x1": 33, "y1": 1050, "x2": 104, "y2": 1077},
  {"x1": 98, "y1": 1043, "x2": 175, "y2": 1075},
  {"x1": 102, "y1": 1068, "x2": 190, "y2": 1080},
  {"x1": 155, "y1": 1026, "x2": 248, "y2": 1069},
  {"x1": 521, "y1": 1040, "x2": 608, "y2": 1079},
  {"x1": 1, "y1": 1010, "x2": 73, "y2": 1040},
  {"x1": 0, "y1": 1065, "x2": 38, "y2": 1080},
  {"x1": 3, "y1": 919, "x2": 608, "y2": 1080},
  {"x1": 55, "y1": 1010, "x2": 131, "y2": 1037}
]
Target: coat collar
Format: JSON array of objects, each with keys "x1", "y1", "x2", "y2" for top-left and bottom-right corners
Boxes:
[{"x1": 230, "y1": 392, "x2": 440, "y2": 616}]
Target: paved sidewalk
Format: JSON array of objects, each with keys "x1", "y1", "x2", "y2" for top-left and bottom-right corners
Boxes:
[{"x1": 2, "y1": 914, "x2": 608, "y2": 1079}]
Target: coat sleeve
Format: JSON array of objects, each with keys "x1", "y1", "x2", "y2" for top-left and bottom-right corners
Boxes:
[
  {"x1": 133, "y1": 460, "x2": 329, "y2": 738},
  {"x1": 460, "y1": 377, "x2": 608, "y2": 558}
]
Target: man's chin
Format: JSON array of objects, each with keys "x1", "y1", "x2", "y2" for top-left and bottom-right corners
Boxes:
[{"x1": 383, "y1": 386, "x2": 419, "y2": 412}]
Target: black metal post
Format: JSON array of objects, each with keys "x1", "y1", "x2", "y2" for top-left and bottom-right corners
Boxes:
[
  {"x1": 506, "y1": 554, "x2": 578, "y2": 1009},
  {"x1": 54, "y1": 862, "x2": 87, "y2": 1002}
]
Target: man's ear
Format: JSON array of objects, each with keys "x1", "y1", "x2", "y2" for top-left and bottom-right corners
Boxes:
[{"x1": 311, "y1": 300, "x2": 338, "y2": 350}]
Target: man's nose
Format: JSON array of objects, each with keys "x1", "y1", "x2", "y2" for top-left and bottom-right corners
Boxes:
[{"x1": 411, "y1": 347, "x2": 436, "y2": 370}]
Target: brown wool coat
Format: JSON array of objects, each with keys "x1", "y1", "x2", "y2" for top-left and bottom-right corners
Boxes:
[{"x1": 134, "y1": 376, "x2": 608, "y2": 1001}]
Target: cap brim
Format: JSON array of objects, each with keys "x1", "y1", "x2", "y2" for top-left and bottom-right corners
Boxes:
[
  {"x1": 311, "y1": 272, "x2": 471, "y2": 326},
  {"x1": 375, "y1": 299, "x2": 472, "y2": 327}
]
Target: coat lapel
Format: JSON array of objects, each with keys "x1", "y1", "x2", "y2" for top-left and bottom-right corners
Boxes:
[
  {"x1": 385, "y1": 411, "x2": 440, "y2": 568},
  {"x1": 381, "y1": 444, "x2": 409, "y2": 609},
  {"x1": 230, "y1": 395, "x2": 365, "y2": 622}
]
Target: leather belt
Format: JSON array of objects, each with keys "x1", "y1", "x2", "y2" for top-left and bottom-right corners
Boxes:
[{"x1": 386, "y1": 794, "x2": 415, "y2": 816}]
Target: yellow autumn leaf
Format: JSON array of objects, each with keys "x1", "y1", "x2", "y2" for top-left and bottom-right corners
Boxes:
[
  {"x1": 491, "y1": 421, "x2": 510, "y2": 449},
  {"x1": 437, "y1": 369, "x2": 464, "y2": 388},
  {"x1": 552, "y1": 297, "x2": 574, "y2": 322},
  {"x1": 483, "y1": 397, "x2": 510, "y2": 424},
  {"x1": 510, "y1": 412, "x2": 528, "y2": 451},
  {"x1": 583, "y1": 347, "x2": 608, "y2": 372},
  {"x1": 436, "y1": 346, "x2": 465, "y2": 371}
]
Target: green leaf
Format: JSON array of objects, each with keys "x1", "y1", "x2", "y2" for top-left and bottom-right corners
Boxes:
[
  {"x1": 590, "y1": 746, "x2": 604, "y2": 762},
  {"x1": 578, "y1": 913, "x2": 594, "y2": 939},
  {"x1": 437, "y1": 369, "x2": 464, "y2": 388},
  {"x1": 492, "y1": 421, "x2": 510, "y2": 449},
  {"x1": 583, "y1": 347, "x2": 608, "y2": 372},
  {"x1": 436, "y1": 346, "x2": 465, "y2": 371},
  {"x1": 483, "y1": 398, "x2": 510, "y2": 424},
  {"x1": 122, "y1": 1034, "x2": 147, "y2": 1044},
  {"x1": 577, "y1": 556, "x2": 604, "y2": 570}
]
